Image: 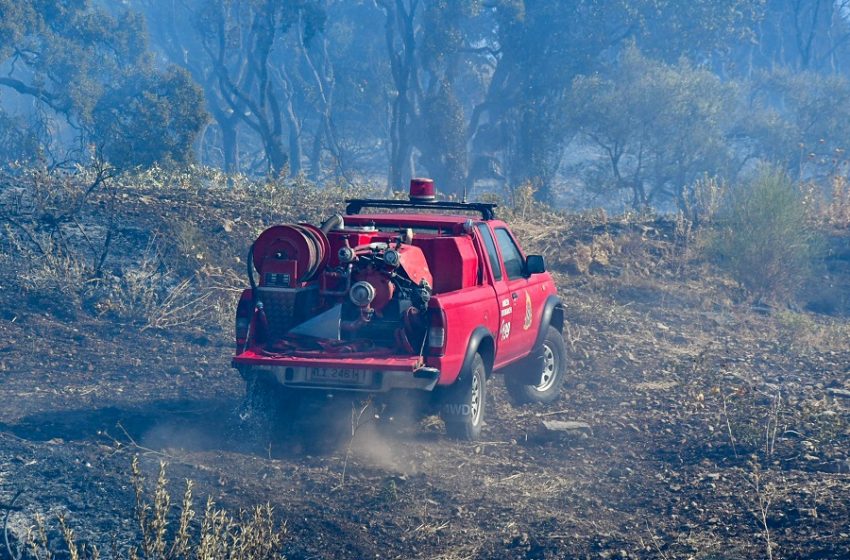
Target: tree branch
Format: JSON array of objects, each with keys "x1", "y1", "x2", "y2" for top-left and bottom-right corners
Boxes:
[{"x1": 0, "y1": 77, "x2": 65, "y2": 113}]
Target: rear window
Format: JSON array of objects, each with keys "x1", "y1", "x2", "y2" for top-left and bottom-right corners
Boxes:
[{"x1": 476, "y1": 224, "x2": 503, "y2": 281}]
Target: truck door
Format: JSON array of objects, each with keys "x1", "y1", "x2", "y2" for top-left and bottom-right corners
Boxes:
[
  {"x1": 492, "y1": 226, "x2": 538, "y2": 360},
  {"x1": 476, "y1": 223, "x2": 525, "y2": 365}
]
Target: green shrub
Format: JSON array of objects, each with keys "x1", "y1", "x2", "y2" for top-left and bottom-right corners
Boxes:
[{"x1": 709, "y1": 165, "x2": 822, "y2": 302}]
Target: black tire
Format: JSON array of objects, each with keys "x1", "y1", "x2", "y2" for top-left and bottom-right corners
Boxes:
[
  {"x1": 440, "y1": 353, "x2": 487, "y2": 441},
  {"x1": 505, "y1": 326, "x2": 566, "y2": 405},
  {"x1": 238, "y1": 374, "x2": 299, "y2": 437}
]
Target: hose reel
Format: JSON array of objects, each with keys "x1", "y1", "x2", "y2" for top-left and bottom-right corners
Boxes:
[{"x1": 251, "y1": 224, "x2": 330, "y2": 286}]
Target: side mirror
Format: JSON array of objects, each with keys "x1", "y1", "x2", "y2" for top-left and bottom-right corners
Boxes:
[{"x1": 526, "y1": 254, "x2": 546, "y2": 275}]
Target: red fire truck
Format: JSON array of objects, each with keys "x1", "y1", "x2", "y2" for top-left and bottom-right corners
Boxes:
[{"x1": 232, "y1": 179, "x2": 566, "y2": 440}]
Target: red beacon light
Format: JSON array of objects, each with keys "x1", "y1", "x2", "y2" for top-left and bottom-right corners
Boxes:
[{"x1": 409, "y1": 178, "x2": 436, "y2": 202}]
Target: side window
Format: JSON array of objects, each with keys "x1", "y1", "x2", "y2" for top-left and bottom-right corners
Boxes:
[
  {"x1": 476, "y1": 224, "x2": 503, "y2": 281},
  {"x1": 495, "y1": 228, "x2": 525, "y2": 280}
]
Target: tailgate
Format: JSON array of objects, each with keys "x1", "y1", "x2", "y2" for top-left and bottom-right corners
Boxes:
[
  {"x1": 232, "y1": 350, "x2": 435, "y2": 392},
  {"x1": 233, "y1": 350, "x2": 423, "y2": 370}
]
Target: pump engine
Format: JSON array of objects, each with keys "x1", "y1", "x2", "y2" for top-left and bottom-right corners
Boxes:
[{"x1": 245, "y1": 217, "x2": 433, "y2": 354}]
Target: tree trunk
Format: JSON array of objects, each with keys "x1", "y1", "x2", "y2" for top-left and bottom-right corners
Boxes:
[
  {"x1": 266, "y1": 133, "x2": 288, "y2": 176},
  {"x1": 309, "y1": 127, "x2": 322, "y2": 181},
  {"x1": 288, "y1": 127, "x2": 302, "y2": 177},
  {"x1": 221, "y1": 121, "x2": 239, "y2": 174},
  {"x1": 283, "y1": 97, "x2": 301, "y2": 177},
  {"x1": 380, "y1": 0, "x2": 418, "y2": 191}
]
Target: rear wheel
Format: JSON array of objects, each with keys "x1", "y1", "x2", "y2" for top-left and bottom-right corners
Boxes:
[
  {"x1": 238, "y1": 374, "x2": 299, "y2": 438},
  {"x1": 440, "y1": 353, "x2": 487, "y2": 441},
  {"x1": 505, "y1": 326, "x2": 566, "y2": 405}
]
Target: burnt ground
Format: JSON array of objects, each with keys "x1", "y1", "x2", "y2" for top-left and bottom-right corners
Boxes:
[{"x1": 1, "y1": 181, "x2": 850, "y2": 559}]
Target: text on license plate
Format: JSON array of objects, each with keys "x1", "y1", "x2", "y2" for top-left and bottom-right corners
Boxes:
[{"x1": 308, "y1": 367, "x2": 368, "y2": 385}]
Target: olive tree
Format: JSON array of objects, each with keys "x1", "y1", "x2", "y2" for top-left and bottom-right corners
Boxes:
[
  {"x1": 570, "y1": 46, "x2": 738, "y2": 210},
  {"x1": 0, "y1": 0, "x2": 208, "y2": 169},
  {"x1": 744, "y1": 68, "x2": 850, "y2": 180}
]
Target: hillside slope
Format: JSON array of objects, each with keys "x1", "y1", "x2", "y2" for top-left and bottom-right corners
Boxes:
[{"x1": 1, "y1": 172, "x2": 849, "y2": 559}]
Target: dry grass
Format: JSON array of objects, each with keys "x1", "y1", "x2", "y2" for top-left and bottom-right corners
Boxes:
[
  {"x1": 24, "y1": 458, "x2": 287, "y2": 559},
  {"x1": 774, "y1": 309, "x2": 850, "y2": 353},
  {"x1": 826, "y1": 174, "x2": 850, "y2": 227},
  {"x1": 684, "y1": 175, "x2": 726, "y2": 227},
  {"x1": 83, "y1": 236, "x2": 214, "y2": 332},
  {"x1": 0, "y1": 164, "x2": 379, "y2": 336}
]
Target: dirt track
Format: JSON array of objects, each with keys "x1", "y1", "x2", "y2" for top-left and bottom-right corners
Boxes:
[{"x1": 2, "y1": 257, "x2": 850, "y2": 559}]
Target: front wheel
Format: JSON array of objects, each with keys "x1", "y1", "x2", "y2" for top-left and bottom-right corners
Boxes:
[
  {"x1": 505, "y1": 326, "x2": 567, "y2": 405},
  {"x1": 440, "y1": 353, "x2": 487, "y2": 441}
]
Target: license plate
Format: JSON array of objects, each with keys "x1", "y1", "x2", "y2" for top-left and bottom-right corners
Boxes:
[{"x1": 308, "y1": 367, "x2": 368, "y2": 385}]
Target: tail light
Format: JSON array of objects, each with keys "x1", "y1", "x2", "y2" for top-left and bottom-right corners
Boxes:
[
  {"x1": 235, "y1": 289, "x2": 253, "y2": 353},
  {"x1": 428, "y1": 308, "x2": 447, "y2": 356}
]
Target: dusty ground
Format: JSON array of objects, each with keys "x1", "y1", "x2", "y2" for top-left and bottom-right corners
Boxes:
[{"x1": 1, "y1": 176, "x2": 850, "y2": 559}]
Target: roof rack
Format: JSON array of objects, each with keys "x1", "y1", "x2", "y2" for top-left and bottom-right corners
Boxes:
[{"x1": 344, "y1": 199, "x2": 498, "y2": 220}]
